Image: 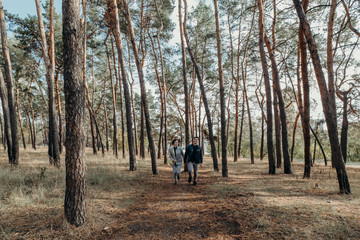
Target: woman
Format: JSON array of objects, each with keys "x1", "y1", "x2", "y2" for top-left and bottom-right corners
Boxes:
[{"x1": 169, "y1": 139, "x2": 184, "y2": 185}]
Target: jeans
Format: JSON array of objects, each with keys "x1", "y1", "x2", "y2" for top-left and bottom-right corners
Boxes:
[{"x1": 187, "y1": 162, "x2": 198, "y2": 182}]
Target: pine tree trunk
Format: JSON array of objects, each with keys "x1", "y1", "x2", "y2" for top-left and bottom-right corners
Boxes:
[
  {"x1": 35, "y1": 0, "x2": 60, "y2": 166},
  {"x1": 112, "y1": 0, "x2": 140, "y2": 171},
  {"x1": 260, "y1": 112, "x2": 265, "y2": 160},
  {"x1": 104, "y1": 34, "x2": 118, "y2": 157},
  {"x1": 55, "y1": 71, "x2": 63, "y2": 154},
  {"x1": 127, "y1": 49, "x2": 138, "y2": 156},
  {"x1": 340, "y1": 92, "x2": 348, "y2": 163},
  {"x1": 293, "y1": 0, "x2": 350, "y2": 194},
  {"x1": 257, "y1": 0, "x2": 275, "y2": 174},
  {"x1": 273, "y1": 88, "x2": 282, "y2": 168},
  {"x1": 179, "y1": 0, "x2": 189, "y2": 148},
  {"x1": 291, "y1": 112, "x2": 300, "y2": 162},
  {"x1": 183, "y1": 0, "x2": 218, "y2": 171},
  {"x1": 112, "y1": 35, "x2": 126, "y2": 159},
  {"x1": 298, "y1": 0, "x2": 311, "y2": 178},
  {"x1": 16, "y1": 78, "x2": 26, "y2": 149},
  {"x1": 0, "y1": 0, "x2": 19, "y2": 165},
  {"x1": 29, "y1": 100, "x2": 37, "y2": 150},
  {"x1": 63, "y1": 0, "x2": 86, "y2": 226},
  {"x1": 264, "y1": 33, "x2": 291, "y2": 174},
  {"x1": 0, "y1": 69, "x2": 12, "y2": 162},
  {"x1": 140, "y1": 103, "x2": 145, "y2": 159},
  {"x1": 0, "y1": 113, "x2": 4, "y2": 149},
  {"x1": 238, "y1": 93, "x2": 245, "y2": 157},
  {"x1": 154, "y1": 0, "x2": 168, "y2": 165},
  {"x1": 213, "y1": 0, "x2": 227, "y2": 177}
]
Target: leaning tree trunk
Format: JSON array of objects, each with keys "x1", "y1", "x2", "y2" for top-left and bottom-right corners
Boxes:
[
  {"x1": 257, "y1": 0, "x2": 275, "y2": 174},
  {"x1": 63, "y1": 0, "x2": 86, "y2": 226},
  {"x1": 0, "y1": 0, "x2": 19, "y2": 165},
  {"x1": 293, "y1": 0, "x2": 350, "y2": 194},
  {"x1": 183, "y1": 0, "x2": 219, "y2": 171},
  {"x1": 108, "y1": 0, "x2": 136, "y2": 170},
  {"x1": 35, "y1": 0, "x2": 60, "y2": 167},
  {"x1": 122, "y1": 0, "x2": 156, "y2": 173},
  {"x1": 264, "y1": 32, "x2": 291, "y2": 174}
]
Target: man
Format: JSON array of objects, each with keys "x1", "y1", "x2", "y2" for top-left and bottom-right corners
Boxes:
[{"x1": 184, "y1": 137, "x2": 203, "y2": 185}]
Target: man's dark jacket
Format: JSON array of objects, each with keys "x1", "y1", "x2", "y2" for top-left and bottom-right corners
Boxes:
[{"x1": 184, "y1": 144, "x2": 203, "y2": 164}]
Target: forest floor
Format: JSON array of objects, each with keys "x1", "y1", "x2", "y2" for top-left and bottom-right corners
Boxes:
[{"x1": 0, "y1": 147, "x2": 360, "y2": 239}]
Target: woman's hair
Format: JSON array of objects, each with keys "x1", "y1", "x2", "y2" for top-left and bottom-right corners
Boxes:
[{"x1": 171, "y1": 139, "x2": 179, "y2": 145}]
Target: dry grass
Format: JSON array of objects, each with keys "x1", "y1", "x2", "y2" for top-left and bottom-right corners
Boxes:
[{"x1": 0, "y1": 146, "x2": 359, "y2": 239}]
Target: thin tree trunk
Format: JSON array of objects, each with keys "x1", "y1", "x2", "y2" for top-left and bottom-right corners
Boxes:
[
  {"x1": 26, "y1": 110, "x2": 35, "y2": 149},
  {"x1": 154, "y1": 0, "x2": 168, "y2": 164},
  {"x1": 298, "y1": 0, "x2": 311, "y2": 178},
  {"x1": 122, "y1": 0, "x2": 152, "y2": 171},
  {"x1": 127, "y1": 44, "x2": 138, "y2": 156},
  {"x1": 110, "y1": 35, "x2": 125, "y2": 159},
  {"x1": 35, "y1": 0, "x2": 60, "y2": 166},
  {"x1": 293, "y1": 0, "x2": 350, "y2": 194},
  {"x1": 310, "y1": 126, "x2": 328, "y2": 166},
  {"x1": 104, "y1": 33, "x2": 118, "y2": 157},
  {"x1": 16, "y1": 78, "x2": 26, "y2": 149},
  {"x1": 0, "y1": 69, "x2": 12, "y2": 161},
  {"x1": 179, "y1": 0, "x2": 189, "y2": 148},
  {"x1": 183, "y1": 0, "x2": 218, "y2": 171},
  {"x1": 0, "y1": 0, "x2": 18, "y2": 164},
  {"x1": 273, "y1": 87, "x2": 281, "y2": 168},
  {"x1": 264, "y1": 32, "x2": 291, "y2": 173},
  {"x1": 260, "y1": 111, "x2": 265, "y2": 160},
  {"x1": 29, "y1": 99, "x2": 37, "y2": 150},
  {"x1": 257, "y1": 0, "x2": 275, "y2": 174},
  {"x1": 55, "y1": 70, "x2": 63, "y2": 153},
  {"x1": 0, "y1": 113, "x2": 4, "y2": 148},
  {"x1": 238, "y1": 93, "x2": 245, "y2": 157},
  {"x1": 339, "y1": 92, "x2": 349, "y2": 163},
  {"x1": 140, "y1": 103, "x2": 145, "y2": 159},
  {"x1": 213, "y1": 0, "x2": 227, "y2": 177},
  {"x1": 291, "y1": 112, "x2": 300, "y2": 163}
]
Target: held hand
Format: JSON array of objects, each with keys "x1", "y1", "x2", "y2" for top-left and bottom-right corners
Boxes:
[{"x1": 200, "y1": 164, "x2": 203, "y2": 168}]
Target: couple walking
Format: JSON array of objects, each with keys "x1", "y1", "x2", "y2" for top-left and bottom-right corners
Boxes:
[{"x1": 169, "y1": 137, "x2": 203, "y2": 185}]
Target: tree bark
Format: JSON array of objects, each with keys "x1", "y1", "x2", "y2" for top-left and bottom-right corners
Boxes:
[
  {"x1": 293, "y1": 0, "x2": 350, "y2": 194},
  {"x1": 0, "y1": 0, "x2": 19, "y2": 165},
  {"x1": 63, "y1": 0, "x2": 86, "y2": 226}
]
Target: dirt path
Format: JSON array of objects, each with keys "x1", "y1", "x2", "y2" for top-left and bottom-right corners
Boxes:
[{"x1": 103, "y1": 166, "x2": 253, "y2": 239}]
